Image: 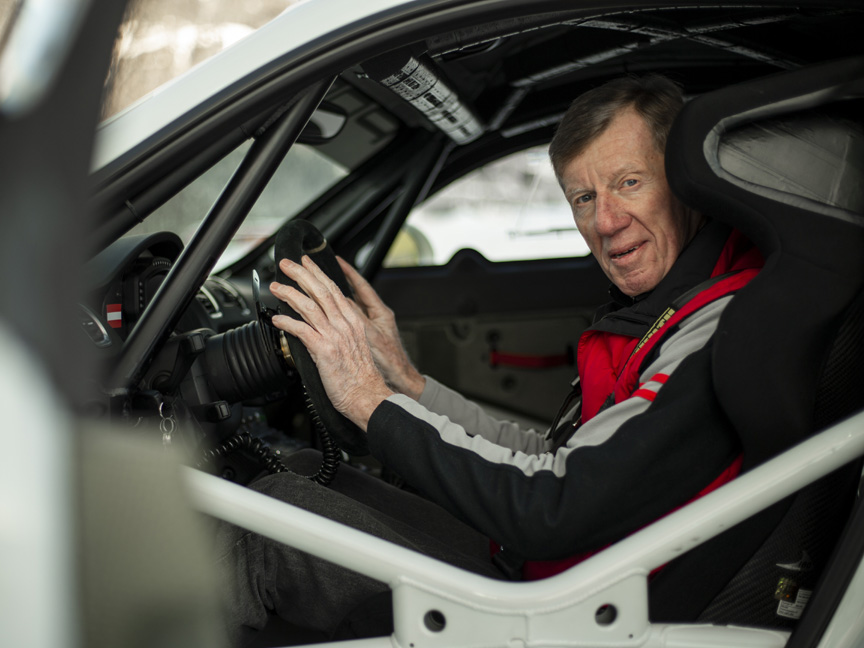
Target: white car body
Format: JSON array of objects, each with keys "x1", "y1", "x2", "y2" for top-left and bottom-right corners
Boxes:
[{"x1": 93, "y1": 0, "x2": 408, "y2": 171}]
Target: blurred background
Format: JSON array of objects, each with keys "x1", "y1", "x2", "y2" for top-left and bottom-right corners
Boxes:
[
  {"x1": 0, "y1": 0, "x2": 584, "y2": 270},
  {"x1": 1, "y1": 0, "x2": 303, "y2": 117},
  {"x1": 102, "y1": 0, "x2": 302, "y2": 117}
]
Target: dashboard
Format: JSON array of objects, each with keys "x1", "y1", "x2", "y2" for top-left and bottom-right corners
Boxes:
[
  {"x1": 79, "y1": 232, "x2": 300, "y2": 482},
  {"x1": 80, "y1": 232, "x2": 255, "y2": 350}
]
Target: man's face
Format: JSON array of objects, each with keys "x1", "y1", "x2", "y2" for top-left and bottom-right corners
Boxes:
[{"x1": 559, "y1": 108, "x2": 700, "y2": 297}]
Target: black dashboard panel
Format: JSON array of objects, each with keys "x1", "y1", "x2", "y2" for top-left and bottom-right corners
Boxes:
[
  {"x1": 82, "y1": 232, "x2": 184, "y2": 344},
  {"x1": 81, "y1": 232, "x2": 255, "y2": 350}
]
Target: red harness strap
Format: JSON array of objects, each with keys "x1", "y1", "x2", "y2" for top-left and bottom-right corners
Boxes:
[
  {"x1": 494, "y1": 231, "x2": 763, "y2": 580},
  {"x1": 607, "y1": 268, "x2": 761, "y2": 410}
]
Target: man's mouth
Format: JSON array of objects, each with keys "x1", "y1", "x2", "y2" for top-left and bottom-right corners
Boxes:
[{"x1": 610, "y1": 244, "x2": 640, "y2": 260}]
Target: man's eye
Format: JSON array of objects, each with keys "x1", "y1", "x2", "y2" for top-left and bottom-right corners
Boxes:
[
  {"x1": 574, "y1": 194, "x2": 593, "y2": 206},
  {"x1": 623, "y1": 178, "x2": 638, "y2": 188}
]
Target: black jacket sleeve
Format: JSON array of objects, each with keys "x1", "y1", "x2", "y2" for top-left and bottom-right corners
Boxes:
[{"x1": 367, "y1": 338, "x2": 740, "y2": 560}]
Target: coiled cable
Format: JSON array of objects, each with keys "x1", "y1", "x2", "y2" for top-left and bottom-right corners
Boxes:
[
  {"x1": 198, "y1": 429, "x2": 289, "y2": 475},
  {"x1": 198, "y1": 397, "x2": 340, "y2": 486},
  {"x1": 197, "y1": 320, "x2": 341, "y2": 485},
  {"x1": 304, "y1": 388, "x2": 340, "y2": 485}
]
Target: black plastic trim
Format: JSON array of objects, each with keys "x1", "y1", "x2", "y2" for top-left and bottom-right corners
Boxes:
[
  {"x1": 785, "y1": 479, "x2": 864, "y2": 648},
  {"x1": 359, "y1": 135, "x2": 450, "y2": 277}
]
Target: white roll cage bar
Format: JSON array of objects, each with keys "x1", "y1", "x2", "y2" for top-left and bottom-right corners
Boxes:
[{"x1": 185, "y1": 409, "x2": 864, "y2": 648}]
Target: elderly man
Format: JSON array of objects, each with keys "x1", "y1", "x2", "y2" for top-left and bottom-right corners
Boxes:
[{"x1": 218, "y1": 75, "x2": 762, "y2": 642}]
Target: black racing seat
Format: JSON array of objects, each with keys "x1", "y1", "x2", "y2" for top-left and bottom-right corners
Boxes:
[{"x1": 650, "y1": 56, "x2": 864, "y2": 630}]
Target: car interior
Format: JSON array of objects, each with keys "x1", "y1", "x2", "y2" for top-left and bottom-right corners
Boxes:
[
  {"x1": 648, "y1": 54, "x2": 864, "y2": 633},
  {"x1": 5, "y1": 1, "x2": 863, "y2": 647}
]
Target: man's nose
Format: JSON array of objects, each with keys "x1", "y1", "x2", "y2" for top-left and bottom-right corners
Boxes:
[{"x1": 593, "y1": 192, "x2": 629, "y2": 236}]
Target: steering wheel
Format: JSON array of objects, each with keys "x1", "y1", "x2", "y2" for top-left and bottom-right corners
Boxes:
[{"x1": 273, "y1": 220, "x2": 369, "y2": 456}]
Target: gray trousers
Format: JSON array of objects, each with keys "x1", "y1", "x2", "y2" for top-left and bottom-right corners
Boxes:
[{"x1": 214, "y1": 450, "x2": 502, "y2": 646}]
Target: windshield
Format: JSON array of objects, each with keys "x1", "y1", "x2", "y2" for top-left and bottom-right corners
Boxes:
[
  {"x1": 102, "y1": 0, "x2": 301, "y2": 118},
  {"x1": 127, "y1": 140, "x2": 348, "y2": 271}
]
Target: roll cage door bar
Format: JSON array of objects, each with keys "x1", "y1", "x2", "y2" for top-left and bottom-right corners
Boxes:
[{"x1": 107, "y1": 78, "x2": 335, "y2": 394}]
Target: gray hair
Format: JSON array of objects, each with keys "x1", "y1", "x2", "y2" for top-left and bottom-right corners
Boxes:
[{"x1": 549, "y1": 74, "x2": 684, "y2": 180}]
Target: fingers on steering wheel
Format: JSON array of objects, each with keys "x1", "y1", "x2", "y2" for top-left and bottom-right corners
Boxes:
[
  {"x1": 269, "y1": 282, "x2": 328, "y2": 333},
  {"x1": 299, "y1": 256, "x2": 360, "y2": 324},
  {"x1": 337, "y1": 256, "x2": 366, "y2": 291},
  {"x1": 337, "y1": 256, "x2": 385, "y2": 315},
  {"x1": 277, "y1": 257, "x2": 357, "y2": 330},
  {"x1": 271, "y1": 307, "x2": 319, "y2": 348}
]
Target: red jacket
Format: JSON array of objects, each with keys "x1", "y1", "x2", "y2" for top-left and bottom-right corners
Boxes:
[{"x1": 521, "y1": 226, "x2": 763, "y2": 580}]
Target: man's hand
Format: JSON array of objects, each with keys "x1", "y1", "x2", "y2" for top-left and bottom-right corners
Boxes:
[
  {"x1": 270, "y1": 256, "x2": 394, "y2": 431},
  {"x1": 337, "y1": 257, "x2": 426, "y2": 400}
]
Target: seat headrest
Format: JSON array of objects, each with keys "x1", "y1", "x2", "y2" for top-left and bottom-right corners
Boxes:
[{"x1": 666, "y1": 56, "x2": 864, "y2": 467}]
